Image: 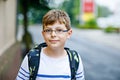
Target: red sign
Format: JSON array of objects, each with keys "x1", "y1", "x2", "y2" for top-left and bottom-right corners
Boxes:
[{"x1": 83, "y1": 0, "x2": 94, "y2": 13}]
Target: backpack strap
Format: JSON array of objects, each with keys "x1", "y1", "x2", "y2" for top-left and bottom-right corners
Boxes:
[
  {"x1": 65, "y1": 48, "x2": 79, "y2": 80},
  {"x1": 27, "y1": 43, "x2": 46, "y2": 80},
  {"x1": 28, "y1": 42, "x2": 79, "y2": 80}
]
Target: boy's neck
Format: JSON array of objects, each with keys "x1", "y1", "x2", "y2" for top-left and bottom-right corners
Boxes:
[{"x1": 44, "y1": 47, "x2": 67, "y2": 58}]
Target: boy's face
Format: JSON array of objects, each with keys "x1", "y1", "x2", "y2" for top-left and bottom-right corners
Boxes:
[{"x1": 42, "y1": 22, "x2": 72, "y2": 49}]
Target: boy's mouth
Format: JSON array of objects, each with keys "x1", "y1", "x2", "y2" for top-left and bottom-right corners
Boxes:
[{"x1": 49, "y1": 40, "x2": 59, "y2": 43}]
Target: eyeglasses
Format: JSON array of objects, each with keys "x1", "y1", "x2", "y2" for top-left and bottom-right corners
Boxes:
[{"x1": 43, "y1": 29, "x2": 69, "y2": 34}]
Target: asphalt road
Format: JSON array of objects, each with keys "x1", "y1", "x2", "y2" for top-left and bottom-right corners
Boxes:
[
  {"x1": 18, "y1": 25, "x2": 120, "y2": 80},
  {"x1": 67, "y1": 32, "x2": 120, "y2": 80}
]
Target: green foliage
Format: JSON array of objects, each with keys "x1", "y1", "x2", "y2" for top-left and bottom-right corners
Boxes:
[
  {"x1": 76, "y1": 19, "x2": 100, "y2": 29},
  {"x1": 18, "y1": 0, "x2": 50, "y2": 12},
  {"x1": 77, "y1": 24, "x2": 100, "y2": 29},
  {"x1": 61, "y1": 0, "x2": 80, "y2": 25},
  {"x1": 104, "y1": 26, "x2": 120, "y2": 33},
  {"x1": 97, "y1": 5, "x2": 113, "y2": 17},
  {"x1": 18, "y1": 0, "x2": 51, "y2": 51},
  {"x1": 28, "y1": 9, "x2": 48, "y2": 24},
  {"x1": 86, "y1": 19, "x2": 97, "y2": 27}
]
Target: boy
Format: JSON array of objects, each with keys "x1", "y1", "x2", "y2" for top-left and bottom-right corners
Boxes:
[{"x1": 16, "y1": 9, "x2": 85, "y2": 80}]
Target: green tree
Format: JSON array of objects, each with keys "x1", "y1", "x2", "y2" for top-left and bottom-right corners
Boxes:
[
  {"x1": 97, "y1": 5, "x2": 113, "y2": 17},
  {"x1": 62, "y1": 0, "x2": 80, "y2": 25},
  {"x1": 18, "y1": 0, "x2": 50, "y2": 55}
]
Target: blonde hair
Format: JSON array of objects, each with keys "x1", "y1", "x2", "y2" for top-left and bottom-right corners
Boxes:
[{"x1": 42, "y1": 9, "x2": 71, "y2": 30}]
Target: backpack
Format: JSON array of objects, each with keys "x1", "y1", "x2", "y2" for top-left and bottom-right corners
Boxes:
[{"x1": 27, "y1": 43, "x2": 79, "y2": 80}]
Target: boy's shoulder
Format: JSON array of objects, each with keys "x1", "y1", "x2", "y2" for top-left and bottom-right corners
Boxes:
[
  {"x1": 27, "y1": 42, "x2": 80, "y2": 80},
  {"x1": 28, "y1": 43, "x2": 80, "y2": 59}
]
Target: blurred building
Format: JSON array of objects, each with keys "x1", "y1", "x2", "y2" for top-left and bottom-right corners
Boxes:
[
  {"x1": 80, "y1": 0, "x2": 97, "y2": 23},
  {"x1": 0, "y1": 0, "x2": 21, "y2": 80},
  {"x1": 0, "y1": 0, "x2": 16, "y2": 55}
]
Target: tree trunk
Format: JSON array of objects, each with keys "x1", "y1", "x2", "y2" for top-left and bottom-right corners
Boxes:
[{"x1": 22, "y1": 0, "x2": 33, "y2": 57}]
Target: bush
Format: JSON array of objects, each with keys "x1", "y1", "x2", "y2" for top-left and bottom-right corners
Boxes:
[
  {"x1": 76, "y1": 19, "x2": 100, "y2": 29},
  {"x1": 104, "y1": 26, "x2": 120, "y2": 33}
]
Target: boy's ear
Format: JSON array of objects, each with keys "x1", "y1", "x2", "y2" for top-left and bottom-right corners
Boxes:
[
  {"x1": 42, "y1": 30, "x2": 44, "y2": 36},
  {"x1": 67, "y1": 29, "x2": 72, "y2": 39}
]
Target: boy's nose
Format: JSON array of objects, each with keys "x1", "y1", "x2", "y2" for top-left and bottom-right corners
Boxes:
[{"x1": 51, "y1": 30, "x2": 57, "y2": 37}]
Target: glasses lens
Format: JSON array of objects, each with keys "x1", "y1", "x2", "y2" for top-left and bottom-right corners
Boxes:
[{"x1": 44, "y1": 29, "x2": 69, "y2": 34}]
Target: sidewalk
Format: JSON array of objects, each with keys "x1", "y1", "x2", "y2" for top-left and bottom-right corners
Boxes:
[
  {"x1": 0, "y1": 42, "x2": 22, "y2": 80},
  {"x1": 73, "y1": 28, "x2": 120, "y2": 50}
]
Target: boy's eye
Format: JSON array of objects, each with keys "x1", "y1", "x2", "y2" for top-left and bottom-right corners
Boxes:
[
  {"x1": 44, "y1": 29, "x2": 52, "y2": 32},
  {"x1": 43, "y1": 29, "x2": 68, "y2": 34},
  {"x1": 56, "y1": 29, "x2": 63, "y2": 32}
]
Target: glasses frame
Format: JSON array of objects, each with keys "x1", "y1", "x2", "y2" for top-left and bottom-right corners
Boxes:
[{"x1": 43, "y1": 29, "x2": 70, "y2": 34}]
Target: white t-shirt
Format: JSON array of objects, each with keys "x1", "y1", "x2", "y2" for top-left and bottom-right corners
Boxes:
[{"x1": 16, "y1": 48, "x2": 85, "y2": 80}]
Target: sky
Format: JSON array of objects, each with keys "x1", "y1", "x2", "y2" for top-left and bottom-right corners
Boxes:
[
  {"x1": 95, "y1": 0, "x2": 120, "y2": 27},
  {"x1": 95, "y1": 0, "x2": 120, "y2": 11}
]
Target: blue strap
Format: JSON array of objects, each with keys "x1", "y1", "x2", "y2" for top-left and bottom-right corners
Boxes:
[
  {"x1": 27, "y1": 43, "x2": 45, "y2": 80},
  {"x1": 65, "y1": 48, "x2": 79, "y2": 80}
]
